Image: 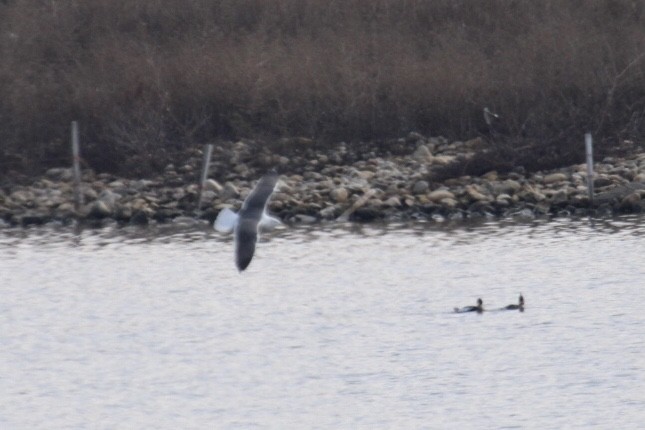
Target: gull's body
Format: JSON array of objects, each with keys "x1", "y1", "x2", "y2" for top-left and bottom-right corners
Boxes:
[{"x1": 214, "y1": 171, "x2": 281, "y2": 271}]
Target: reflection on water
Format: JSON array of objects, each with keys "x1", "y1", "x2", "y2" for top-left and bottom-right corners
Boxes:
[{"x1": 1, "y1": 216, "x2": 645, "y2": 429}]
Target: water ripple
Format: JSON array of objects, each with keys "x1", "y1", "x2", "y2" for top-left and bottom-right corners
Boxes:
[{"x1": 1, "y1": 215, "x2": 645, "y2": 428}]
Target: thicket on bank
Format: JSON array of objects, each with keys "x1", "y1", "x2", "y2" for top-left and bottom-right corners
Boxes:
[{"x1": 1, "y1": 0, "x2": 645, "y2": 178}]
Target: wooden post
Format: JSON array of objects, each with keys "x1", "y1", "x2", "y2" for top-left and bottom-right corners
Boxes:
[
  {"x1": 71, "y1": 121, "x2": 84, "y2": 212},
  {"x1": 585, "y1": 133, "x2": 594, "y2": 205},
  {"x1": 197, "y1": 143, "x2": 214, "y2": 210}
]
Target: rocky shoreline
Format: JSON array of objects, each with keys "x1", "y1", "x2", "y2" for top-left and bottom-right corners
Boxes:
[{"x1": 2, "y1": 134, "x2": 645, "y2": 228}]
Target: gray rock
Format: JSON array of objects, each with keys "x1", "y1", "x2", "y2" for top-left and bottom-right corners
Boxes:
[
  {"x1": 55, "y1": 202, "x2": 76, "y2": 217},
  {"x1": 534, "y1": 201, "x2": 551, "y2": 215},
  {"x1": 17, "y1": 211, "x2": 48, "y2": 226},
  {"x1": 352, "y1": 207, "x2": 382, "y2": 222},
  {"x1": 130, "y1": 210, "x2": 149, "y2": 225},
  {"x1": 511, "y1": 208, "x2": 535, "y2": 219},
  {"x1": 428, "y1": 189, "x2": 454, "y2": 202},
  {"x1": 9, "y1": 189, "x2": 34, "y2": 205},
  {"x1": 593, "y1": 176, "x2": 613, "y2": 188},
  {"x1": 293, "y1": 214, "x2": 317, "y2": 223},
  {"x1": 412, "y1": 180, "x2": 430, "y2": 194},
  {"x1": 440, "y1": 197, "x2": 458, "y2": 208},
  {"x1": 495, "y1": 194, "x2": 512, "y2": 206},
  {"x1": 45, "y1": 167, "x2": 73, "y2": 181},
  {"x1": 431, "y1": 155, "x2": 456, "y2": 165},
  {"x1": 465, "y1": 185, "x2": 491, "y2": 202},
  {"x1": 354, "y1": 170, "x2": 376, "y2": 180},
  {"x1": 518, "y1": 186, "x2": 546, "y2": 203},
  {"x1": 275, "y1": 155, "x2": 290, "y2": 166},
  {"x1": 620, "y1": 192, "x2": 641, "y2": 211},
  {"x1": 407, "y1": 131, "x2": 425, "y2": 142},
  {"x1": 132, "y1": 179, "x2": 156, "y2": 190},
  {"x1": 233, "y1": 164, "x2": 249, "y2": 176},
  {"x1": 108, "y1": 180, "x2": 126, "y2": 188},
  {"x1": 200, "y1": 190, "x2": 217, "y2": 203},
  {"x1": 222, "y1": 182, "x2": 239, "y2": 199},
  {"x1": 412, "y1": 145, "x2": 433, "y2": 162},
  {"x1": 330, "y1": 187, "x2": 349, "y2": 203},
  {"x1": 115, "y1": 204, "x2": 132, "y2": 220},
  {"x1": 550, "y1": 189, "x2": 569, "y2": 205},
  {"x1": 99, "y1": 188, "x2": 120, "y2": 201},
  {"x1": 494, "y1": 179, "x2": 522, "y2": 195},
  {"x1": 303, "y1": 171, "x2": 324, "y2": 181},
  {"x1": 130, "y1": 198, "x2": 149, "y2": 211},
  {"x1": 88, "y1": 200, "x2": 112, "y2": 218},
  {"x1": 319, "y1": 205, "x2": 338, "y2": 219},
  {"x1": 83, "y1": 188, "x2": 98, "y2": 200},
  {"x1": 544, "y1": 173, "x2": 568, "y2": 184},
  {"x1": 172, "y1": 216, "x2": 200, "y2": 225},
  {"x1": 482, "y1": 171, "x2": 499, "y2": 181},
  {"x1": 383, "y1": 196, "x2": 401, "y2": 207}
]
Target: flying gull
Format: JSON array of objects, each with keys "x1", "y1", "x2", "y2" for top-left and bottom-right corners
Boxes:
[{"x1": 214, "y1": 170, "x2": 282, "y2": 271}]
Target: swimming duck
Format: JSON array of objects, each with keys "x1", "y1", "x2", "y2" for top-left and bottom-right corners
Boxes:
[
  {"x1": 454, "y1": 298, "x2": 484, "y2": 313},
  {"x1": 501, "y1": 294, "x2": 524, "y2": 311}
]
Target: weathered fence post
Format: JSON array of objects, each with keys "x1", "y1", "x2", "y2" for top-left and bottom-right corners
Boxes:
[
  {"x1": 585, "y1": 133, "x2": 594, "y2": 205},
  {"x1": 71, "y1": 121, "x2": 84, "y2": 212},
  {"x1": 197, "y1": 143, "x2": 214, "y2": 210}
]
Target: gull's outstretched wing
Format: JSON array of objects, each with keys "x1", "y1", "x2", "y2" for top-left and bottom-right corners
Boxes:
[
  {"x1": 234, "y1": 171, "x2": 279, "y2": 271},
  {"x1": 239, "y1": 171, "x2": 279, "y2": 219},
  {"x1": 235, "y1": 217, "x2": 259, "y2": 271}
]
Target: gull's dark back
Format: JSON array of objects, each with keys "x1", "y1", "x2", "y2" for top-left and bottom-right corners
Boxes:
[{"x1": 235, "y1": 171, "x2": 279, "y2": 271}]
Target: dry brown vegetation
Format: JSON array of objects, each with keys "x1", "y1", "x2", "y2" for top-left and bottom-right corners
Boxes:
[{"x1": 2, "y1": 0, "x2": 645, "y2": 177}]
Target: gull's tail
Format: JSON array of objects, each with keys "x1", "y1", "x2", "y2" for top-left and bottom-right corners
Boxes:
[{"x1": 214, "y1": 207, "x2": 239, "y2": 233}]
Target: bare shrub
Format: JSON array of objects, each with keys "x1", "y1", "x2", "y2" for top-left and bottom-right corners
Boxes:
[{"x1": 2, "y1": 0, "x2": 645, "y2": 177}]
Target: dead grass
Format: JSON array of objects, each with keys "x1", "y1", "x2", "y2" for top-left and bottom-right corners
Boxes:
[{"x1": 2, "y1": 0, "x2": 645, "y2": 176}]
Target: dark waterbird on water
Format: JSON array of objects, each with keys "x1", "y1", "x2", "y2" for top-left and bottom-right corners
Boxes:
[
  {"x1": 214, "y1": 170, "x2": 282, "y2": 272},
  {"x1": 500, "y1": 294, "x2": 524, "y2": 311},
  {"x1": 454, "y1": 298, "x2": 484, "y2": 313}
]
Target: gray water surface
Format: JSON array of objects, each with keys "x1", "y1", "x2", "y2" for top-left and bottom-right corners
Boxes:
[{"x1": 1, "y1": 217, "x2": 645, "y2": 429}]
